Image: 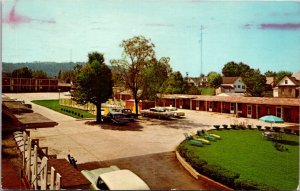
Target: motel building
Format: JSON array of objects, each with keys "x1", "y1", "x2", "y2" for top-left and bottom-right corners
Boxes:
[{"x1": 156, "y1": 94, "x2": 300, "y2": 123}]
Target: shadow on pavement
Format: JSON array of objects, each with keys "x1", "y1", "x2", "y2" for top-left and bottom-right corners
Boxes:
[
  {"x1": 84, "y1": 121, "x2": 144, "y2": 131},
  {"x1": 142, "y1": 117, "x2": 210, "y2": 129}
]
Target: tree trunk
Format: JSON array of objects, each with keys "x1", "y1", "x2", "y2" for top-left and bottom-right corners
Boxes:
[
  {"x1": 96, "y1": 103, "x2": 102, "y2": 123},
  {"x1": 135, "y1": 99, "x2": 139, "y2": 118}
]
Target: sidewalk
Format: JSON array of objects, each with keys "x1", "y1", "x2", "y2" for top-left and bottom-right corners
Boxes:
[{"x1": 2, "y1": 159, "x2": 28, "y2": 190}]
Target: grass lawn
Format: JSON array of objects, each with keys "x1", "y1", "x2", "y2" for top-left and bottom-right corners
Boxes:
[
  {"x1": 32, "y1": 100, "x2": 95, "y2": 119},
  {"x1": 181, "y1": 130, "x2": 299, "y2": 190},
  {"x1": 200, "y1": 87, "x2": 215, "y2": 95}
]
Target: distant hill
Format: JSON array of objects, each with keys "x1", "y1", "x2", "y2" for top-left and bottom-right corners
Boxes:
[{"x1": 2, "y1": 62, "x2": 85, "y2": 77}]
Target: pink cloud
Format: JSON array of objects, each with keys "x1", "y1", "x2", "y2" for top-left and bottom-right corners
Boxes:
[
  {"x1": 260, "y1": 23, "x2": 300, "y2": 30},
  {"x1": 3, "y1": 0, "x2": 55, "y2": 25}
]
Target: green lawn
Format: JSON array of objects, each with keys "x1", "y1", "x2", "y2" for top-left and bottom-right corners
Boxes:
[
  {"x1": 180, "y1": 130, "x2": 299, "y2": 190},
  {"x1": 32, "y1": 100, "x2": 95, "y2": 119},
  {"x1": 200, "y1": 87, "x2": 215, "y2": 95}
]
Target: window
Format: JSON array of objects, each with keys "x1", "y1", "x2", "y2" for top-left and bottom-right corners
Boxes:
[
  {"x1": 285, "y1": 80, "x2": 288, "y2": 84},
  {"x1": 242, "y1": 85, "x2": 245, "y2": 89},
  {"x1": 238, "y1": 85, "x2": 241, "y2": 88},
  {"x1": 247, "y1": 105, "x2": 252, "y2": 116}
]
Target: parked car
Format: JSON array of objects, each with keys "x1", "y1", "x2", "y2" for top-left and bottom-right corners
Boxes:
[
  {"x1": 81, "y1": 166, "x2": 150, "y2": 190},
  {"x1": 102, "y1": 112, "x2": 129, "y2": 125},
  {"x1": 141, "y1": 107, "x2": 174, "y2": 119},
  {"x1": 164, "y1": 106, "x2": 185, "y2": 118},
  {"x1": 111, "y1": 107, "x2": 135, "y2": 121}
]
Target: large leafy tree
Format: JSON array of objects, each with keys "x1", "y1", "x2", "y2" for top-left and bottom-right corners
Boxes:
[
  {"x1": 72, "y1": 52, "x2": 113, "y2": 123},
  {"x1": 160, "y1": 71, "x2": 185, "y2": 94},
  {"x1": 242, "y1": 69, "x2": 266, "y2": 97},
  {"x1": 12, "y1": 67, "x2": 33, "y2": 78},
  {"x1": 207, "y1": 71, "x2": 222, "y2": 88},
  {"x1": 222, "y1": 61, "x2": 250, "y2": 77},
  {"x1": 141, "y1": 57, "x2": 172, "y2": 100},
  {"x1": 111, "y1": 36, "x2": 155, "y2": 116}
]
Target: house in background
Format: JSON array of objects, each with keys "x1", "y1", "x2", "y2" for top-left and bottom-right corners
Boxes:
[
  {"x1": 216, "y1": 77, "x2": 246, "y2": 94},
  {"x1": 187, "y1": 76, "x2": 208, "y2": 87},
  {"x1": 276, "y1": 76, "x2": 300, "y2": 98}
]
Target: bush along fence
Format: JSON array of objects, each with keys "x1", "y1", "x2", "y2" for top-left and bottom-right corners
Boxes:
[
  {"x1": 13, "y1": 131, "x2": 61, "y2": 190},
  {"x1": 59, "y1": 98, "x2": 126, "y2": 115}
]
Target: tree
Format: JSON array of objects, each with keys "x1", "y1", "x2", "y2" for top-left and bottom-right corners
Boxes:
[
  {"x1": 141, "y1": 57, "x2": 172, "y2": 100},
  {"x1": 264, "y1": 70, "x2": 277, "y2": 77},
  {"x1": 61, "y1": 70, "x2": 76, "y2": 83},
  {"x1": 32, "y1": 70, "x2": 48, "y2": 79},
  {"x1": 72, "y1": 52, "x2": 113, "y2": 123},
  {"x1": 160, "y1": 71, "x2": 185, "y2": 94},
  {"x1": 12, "y1": 67, "x2": 32, "y2": 78},
  {"x1": 222, "y1": 61, "x2": 250, "y2": 77},
  {"x1": 111, "y1": 36, "x2": 155, "y2": 116},
  {"x1": 274, "y1": 71, "x2": 292, "y2": 85},
  {"x1": 242, "y1": 69, "x2": 266, "y2": 97},
  {"x1": 207, "y1": 71, "x2": 222, "y2": 88}
]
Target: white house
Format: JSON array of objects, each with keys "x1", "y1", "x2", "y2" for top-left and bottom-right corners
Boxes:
[{"x1": 216, "y1": 77, "x2": 246, "y2": 94}]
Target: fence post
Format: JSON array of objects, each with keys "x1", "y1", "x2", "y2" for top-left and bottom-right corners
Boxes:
[
  {"x1": 22, "y1": 131, "x2": 28, "y2": 168},
  {"x1": 26, "y1": 137, "x2": 32, "y2": 181},
  {"x1": 55, "y1": 173, "x2": 61, "y2": 190},
  {"x1": 31, "y1": 145, "x2": 38, "y2": 189},
  {"x1": 40, "y1": 156, "x2": 48, "y2": 190},
  {"x1": 50, "y1": 167, "x2": 55, "y2": 190}
]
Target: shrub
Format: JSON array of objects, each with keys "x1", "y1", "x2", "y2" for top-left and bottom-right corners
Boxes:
[
  {"x1": 78, "y1": 113, "x2": 81, "y2": 117},
  {"x1": 81, "y1": 114, "x2": 83, "y2": 118},
  {"x1": 177, "y1": 143, "x2": 207, "y2": 171},
  {"x1": 247, "y1": 125, "x2": 253, "y2": 130},
  {"x1": 234, "y1": 179, "x2": 277, "y2": 190},
  {"x1": 71, "y1": 111, "x2": 74, "y2": 114},
  {"x1": 230, "y1": 125, "x2": 237, "y2": 129},
  {"x1": 201, "y1": 164, "x2": 240, "y2": 187},
  {"x1": 213, "y1": 125, "x2": 220, "y2": 130},
  {"x1": 74, "y1": 112, "x2": 77, "y2": 115},
  {"x1": 223, "y1": 124, "x2": 228, "y2": 129},
  {"x1": 256, "y1": 125, "x2": 262, "y2": 131},
  {"x1": 294, "y1": 130, "x2": 299, "y2": 136},
  {"x1": 61, "y1": 108, "x2": 63, "y2": 111}
]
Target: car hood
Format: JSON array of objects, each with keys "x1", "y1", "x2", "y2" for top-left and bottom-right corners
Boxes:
[{"x1": 99, "y1": 169, "x2": 150, "y2": 190}]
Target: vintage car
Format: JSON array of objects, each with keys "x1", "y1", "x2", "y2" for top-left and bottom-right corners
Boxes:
[
  {"x1": 164, "y1": 106, "x2": 185, "y2": 117},
  {"x1": 102, "y1": 112, "x2": 129, "y2": 125},
  {"x1": 111, "y1": 107, "x2": 135, "y2": 121},
  {"x1": 81, "y1": 166, "x2": 150, "y2": 190},
  {"x1": 141, "y1": 107, "x2": 174, "y2": 119}
]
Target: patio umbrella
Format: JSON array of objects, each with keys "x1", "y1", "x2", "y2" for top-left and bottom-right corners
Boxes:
[{"x1": 259, "y1": 115, "x2": 284, "y2": 127}]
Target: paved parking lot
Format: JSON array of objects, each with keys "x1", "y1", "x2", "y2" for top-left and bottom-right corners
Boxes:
[
  {"x1": 5, "y1": 92, "x2": 282, "y2": 164},
  {"x1": 5, "y1": 92, "x2": 294, "y2": 189}
]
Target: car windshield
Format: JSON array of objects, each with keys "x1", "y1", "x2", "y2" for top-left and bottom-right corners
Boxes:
[{"x1": 114, "y1": 114, "x2": 124, "y2": 119}]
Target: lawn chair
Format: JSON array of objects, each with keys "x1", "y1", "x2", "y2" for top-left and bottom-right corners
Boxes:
[{"x1": 189, "y1": 140, "x2": 203, "y2": 147}]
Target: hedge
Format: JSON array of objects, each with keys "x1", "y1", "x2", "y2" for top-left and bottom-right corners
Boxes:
[
  {"x1": 177, "y1": 141, "x2": 279, "y2": 190},
  {"x1": 234, "y1": 179, "x2": 276, "y2": 190}
]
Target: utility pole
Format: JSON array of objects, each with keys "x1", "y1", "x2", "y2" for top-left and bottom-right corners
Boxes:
[{"x1": 200, "y1": 25, "x2": 203, "y2": 76}]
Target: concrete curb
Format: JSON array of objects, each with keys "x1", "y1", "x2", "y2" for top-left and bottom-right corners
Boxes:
[{"x1": 175, "y1": 151, "x2": 233, "y2": 191}]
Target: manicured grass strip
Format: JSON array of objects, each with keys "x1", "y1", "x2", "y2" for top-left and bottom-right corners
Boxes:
[
  {"x1": 179, "y1": 130, "x2": 299, "y2": 190},
  {"x1": 200, "y1": 87, "x2": 215, "y2": 95},
  {"x1": 32, "y1": 100, "x2": 95, "y2": 119}
]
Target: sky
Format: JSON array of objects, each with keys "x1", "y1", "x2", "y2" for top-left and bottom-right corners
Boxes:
[{"x1": 2, "y1": 0, "x2": 300, "y2": 76}]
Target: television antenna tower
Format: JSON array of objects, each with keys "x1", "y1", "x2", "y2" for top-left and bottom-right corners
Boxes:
[{"x1": 199, "y1": 25, "x2": 204, "y2": 76}]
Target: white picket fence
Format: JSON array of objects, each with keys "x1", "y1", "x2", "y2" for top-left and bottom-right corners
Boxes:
[{"x1": 14, "y1": 131, "x2": 61, "y2": 190}]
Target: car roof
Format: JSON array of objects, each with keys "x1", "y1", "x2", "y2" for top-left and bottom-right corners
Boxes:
[{"x1": 99, "y1": 169, "x2": 150, "y2": 190}]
